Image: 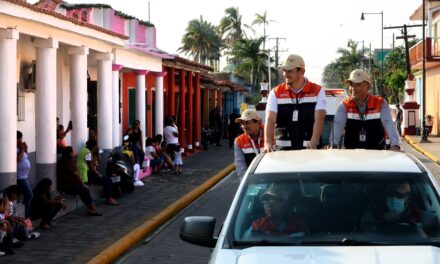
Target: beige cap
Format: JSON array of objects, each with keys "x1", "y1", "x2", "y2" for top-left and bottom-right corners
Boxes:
[
  {"x1": 235, "y1": 109, "x2": 260, "y2": 123},
  {"x1": 345, "y1": 69, "x2": 371, "y2": 85},
  {"x1": 261, "y1": 185, "x2": 289, "y2": 201},
  {"x1": 281, "y1": 54, "x2": 305, "y2": 70}
]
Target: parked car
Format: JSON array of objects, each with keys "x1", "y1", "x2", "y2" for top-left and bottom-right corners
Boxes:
[
  {"x1": 180, "y1": 149, "x2": 440, "y2": 263},
  {"x1": 321, "y1": 88, "x2": 348, "y2": 146}
]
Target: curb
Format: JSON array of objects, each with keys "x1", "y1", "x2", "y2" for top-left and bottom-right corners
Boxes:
[
  {"x1": 87, "y1": 163, "x2": 236, "y2": 264},
  {"x1": 404, "y1": 135, "x2": 440, "y2": 165}
]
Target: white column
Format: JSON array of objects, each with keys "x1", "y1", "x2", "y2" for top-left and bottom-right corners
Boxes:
[
  {"x1": 135, "y1": 70, "x2": 148, "y2": 141},
  {"x1": 112, "y1": 64, "x2": 123, "y2": 147},
  {"x1": 154, "y1": 72, "x2": 166, "y2": 136},
  {"x1": 68, "y1": 46, "x2": 89, "y2": 152},
  {"x1": 95, "y1": 53, "x2": 113, "y2": 150},
  {"x1": 34, "y1": 38, "x2": 58, "y2": 182},
  {"x1": 0, "y1": 28, "x2": 19, "y2": 188},
  {"x1": 35, "y1": 39, "x2": 58, "y2": 163}
]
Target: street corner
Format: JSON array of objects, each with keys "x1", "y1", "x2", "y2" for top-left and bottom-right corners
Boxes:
[{"x1": 404, "y1": 135, "x2": 440, "y2": 165}]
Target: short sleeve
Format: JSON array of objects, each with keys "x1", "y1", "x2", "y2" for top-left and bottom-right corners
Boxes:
[
  {"x1": 266, "y1": 89, "x2": 278, "y2": 113},
  {"x1": 315, "y1": 88, "x2": 327, "y2": 112}
]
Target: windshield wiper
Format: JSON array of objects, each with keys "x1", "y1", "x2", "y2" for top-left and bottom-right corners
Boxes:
[
  {"x1": 234, "y1": 240, "x2": 294, "y2": 246},
  {"x1": 299, "y1": 238, "x2": 389, "y2": 246}
]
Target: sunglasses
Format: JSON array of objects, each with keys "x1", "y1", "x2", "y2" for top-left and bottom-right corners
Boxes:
[{"x1": 387, "y1": 190, "x2": 410, "y2": 199}]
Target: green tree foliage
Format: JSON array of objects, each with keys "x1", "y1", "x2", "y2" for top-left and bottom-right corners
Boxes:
[
  {"x1": 227, "y1": 37, "x2": 268, "y2": 86},
  {"x1": 383, "y1": 45, "x2": 410, "y2": 104},
  {"x1": 322, "y1": 40, "x2": 369, "y2": 89},
  {"x1": 178, "y1": 16, "x2": 222, "y2": 66},
  {"x1": 252, "y1": 11, "x2": 276, "y2": 51}
]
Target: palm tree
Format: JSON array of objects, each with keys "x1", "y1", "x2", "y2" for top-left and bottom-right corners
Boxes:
[
  {"x1": 252, "y1": 11, "x2": 276, "y2": 51},
  {"x1": 178, "y1": 16, "x2": 222, "y2": 65},
  {"x1": 227, "y1": 37, "x2": 266, "y2": 87}
]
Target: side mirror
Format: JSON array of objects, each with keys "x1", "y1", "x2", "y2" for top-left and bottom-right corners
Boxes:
[
  {"x1": 179, "y1": 216, "x2": 217, "y2": 248},
  {"x1": 123, "y1": 135, "x2": 129, "y2": 141}
]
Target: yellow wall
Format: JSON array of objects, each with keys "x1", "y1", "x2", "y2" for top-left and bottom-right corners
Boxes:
[{"x1": 426, "y1": 66, "x2": 440, "y2": 135}]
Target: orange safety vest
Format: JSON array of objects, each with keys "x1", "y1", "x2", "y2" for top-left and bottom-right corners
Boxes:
[
  {"x1": 343, "y1": 95, "x2": 385, "y2": 149},
  {"x1": 273, "y1": 81, "x2": 321, "y2": 150},
  {"x1": 235, "y1": 127, "x2": 264, "y2": 166}
]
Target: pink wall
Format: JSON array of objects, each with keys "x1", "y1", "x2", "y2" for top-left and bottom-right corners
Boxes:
[
  {"x1": 152, "y1": 27, "x2": 156, "y2": 48},
  {"x1": 136, "y1": 24, "x2": 146, "y2": 44},
  {"x1": 109, "y1": 10, "x2": 126, "y2": 35}
]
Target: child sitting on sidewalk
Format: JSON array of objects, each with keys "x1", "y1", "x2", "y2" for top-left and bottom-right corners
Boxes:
[
  {"x1": 153, "y1": 135, "x2": 176, "y2": 173},
  {"x1": 0, "y1": 195, "x2": 14, "y2": 255},
  {"x1": 4, "y1": 185, "x2": 40, "y2": 243},
  {"x1": 145, "y1": 137, "x2": 163, "y2": 175}
]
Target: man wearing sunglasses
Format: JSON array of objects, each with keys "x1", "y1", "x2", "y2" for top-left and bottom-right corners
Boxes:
[{"x1": 360, "y1": 182, "x2": 421, "y2": 231}]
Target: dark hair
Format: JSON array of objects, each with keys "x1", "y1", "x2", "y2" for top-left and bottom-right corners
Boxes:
[
  {"x1": 34, "y1": 178, "x2": 52, "y2": 195},
  {"x1": 153, "y1": 134, "x2": 163, "y2": 143},
  {"x1": 145, "y1": 137, "x2": 153, "y2": 146},
  {"x1": 165, "y1": 116, "x2": 174, "y2": 126},
  {"x1": 17, "y1": 130, "x2": 23, "y2": 140},
  {"x1": 86, "y1": 140, "x2": 97, "y2": 150},
  {"x1": 61, "y1": 146, "x2": 74, "y2": 160},
  {"x1": 4, "y1": 185, "x2": 20, "y2": 199}
]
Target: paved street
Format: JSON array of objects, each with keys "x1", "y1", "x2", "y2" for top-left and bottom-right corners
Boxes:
[{"x1": 115, "y1": 171, "x2": 240, "y2": 264}]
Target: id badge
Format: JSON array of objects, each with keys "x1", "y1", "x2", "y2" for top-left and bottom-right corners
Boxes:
[
  {"x1": 292, "y1": 110, "x2": 299, "y2": 122},
  {"x1": 303, "y1": 140, "x2": 310, "y2": 148},
  {"x1": 359, "y1": 131, "x2": 366, "y2": 142}
]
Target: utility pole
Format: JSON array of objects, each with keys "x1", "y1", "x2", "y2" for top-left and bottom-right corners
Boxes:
[
  {"x1": 384, "y1": 24, "x2": 422, "y2": 77},
  {"x1": 268, "y1": 37, "x2": 287, "y2": 68}
]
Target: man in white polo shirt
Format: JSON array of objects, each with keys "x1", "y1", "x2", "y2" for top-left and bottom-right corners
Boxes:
[{"x1": 264, "y1": 54, "x2": 326, "y2": 151}]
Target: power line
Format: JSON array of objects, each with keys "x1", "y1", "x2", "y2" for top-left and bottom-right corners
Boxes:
[{"x1": 268, "y1": 37, "x2": 287, "y2": 68}]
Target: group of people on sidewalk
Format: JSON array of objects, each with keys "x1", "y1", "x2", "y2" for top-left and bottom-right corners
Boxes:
[
  {"x1": 0, "y1": 114, "x2": 188, "y2": 256},
  {"x1": 0, "y1": 131, "x2": 69, "y2": 255},
  {"x1": 234, "y1": 54, "x2": 402, "y2": 179}
]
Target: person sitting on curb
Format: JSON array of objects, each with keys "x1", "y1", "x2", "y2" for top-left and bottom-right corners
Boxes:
[
  {"x1": 77, "y1": 140, "x2": 119, "y2": 205},
  {"x1": 145, "y1": 137, "x2": 164, "y2": 175},
  {"x1": 122, "y1": 137, "x2": 143, "y2": 187},
  {"x1": 29, "y1": 178, "x2": 66, "y2": 230},
  {"x1": 0, "y1": 194, "x2": 14, "y2": 255},
  {"x1": 4, "y1": 185, "x2": 40, "y2": 243},
  {"x1": 153, "y1": 134, "x2": 176, "y2": 173},
  {"x1": 234, "y1": 109, "x2": 265, "y2": 179},
  {"x1": 57, "y1": 146, "x2": 102, "y2": 216}
]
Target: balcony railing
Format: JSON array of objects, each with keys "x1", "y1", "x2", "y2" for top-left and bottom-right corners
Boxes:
[{"x1": 409, "y1": 37, "x2": 440, "y2": 69}]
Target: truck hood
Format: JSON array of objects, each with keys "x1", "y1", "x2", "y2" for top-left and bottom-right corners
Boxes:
[{"x1": 211, "y1": 246, "x2": 440, "y2": 264}]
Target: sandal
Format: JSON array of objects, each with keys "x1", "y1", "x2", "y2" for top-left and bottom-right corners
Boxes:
[{"x1": 105, "y1": 198, "x2": 120, "y2": 205}]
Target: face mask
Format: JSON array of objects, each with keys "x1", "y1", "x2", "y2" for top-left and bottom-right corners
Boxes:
[{"x1": 387, "y1": 197, "x2": 405, "y2": 214}]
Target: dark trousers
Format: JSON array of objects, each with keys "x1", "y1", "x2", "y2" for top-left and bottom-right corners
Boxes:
[
  {"x1": 65, "y1": 185, "x2": 93, "y2": 206},
  {"x1": 17, "y1": 178, "x2": 33, "y2": 218},
  {"x1": 88, "y1": 171, "x2": 113, "y2": 198},
  {"x1": 30, "y1": 201, "x2": 62, "y2": 226}
]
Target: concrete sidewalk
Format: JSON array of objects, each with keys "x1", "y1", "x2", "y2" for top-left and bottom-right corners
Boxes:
[
  {"x1": 3, "y1": 140, "x2": 235, "y2": 264},
  {"x1": 405, "y1": 135, "x2": 440, "y2": 165}
]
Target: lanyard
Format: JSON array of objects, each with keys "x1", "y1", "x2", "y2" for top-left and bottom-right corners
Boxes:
[
  {"x1": 248, "y1": 128, "x2": 262, "y2": 156},
  {"x1": 288, "y1": 79, "x2": 306, "y2": 105},
  {"x1": 354, "y1": 96, "x2": 369, "y2": 121}
]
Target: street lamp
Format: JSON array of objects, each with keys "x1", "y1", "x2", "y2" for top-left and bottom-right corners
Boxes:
[
  {"x1": 347, "y1": 40, "x2": 365, "y2": 70},
  {"x1": 420, "y1": 0, "x2": 430, "y2": 143},
  {"x1": 361, "y1": 11, "x2": 383, "y2": 96}
]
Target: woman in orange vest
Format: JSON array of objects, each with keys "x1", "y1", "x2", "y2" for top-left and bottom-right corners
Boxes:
[{"x1": 234, "y1": 109, "x2": 264, "y2": 179}]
